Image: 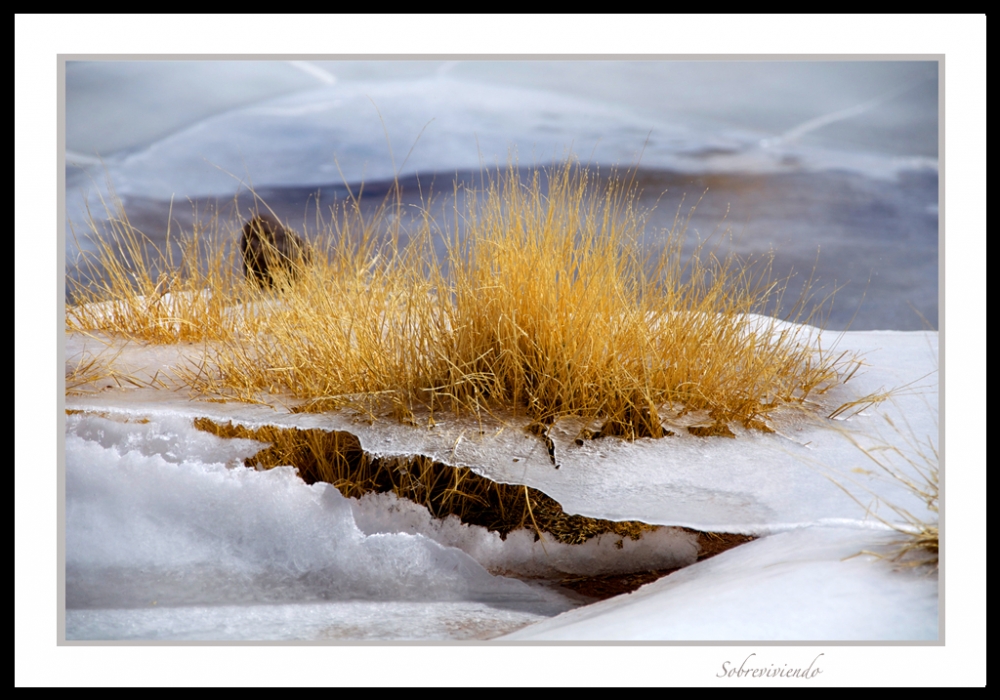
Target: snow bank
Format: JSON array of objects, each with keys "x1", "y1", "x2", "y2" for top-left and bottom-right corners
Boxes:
[
  {"x1": 502, "y1": 526, "x2": 938, "y2": 641},
  {"x1": 66, "y1": 413, "x2": 569, "y2": 614}
]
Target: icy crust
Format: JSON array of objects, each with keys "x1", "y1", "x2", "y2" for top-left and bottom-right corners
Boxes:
[
  {"x1": 65, "y1": 413, "x2": 571, "y2": 612},
  {"x1": 65, "y1": 326, "x2": 938, "y2": 535},
  {"x1": 501, "y1": 526, "x2": 939, "y2": 641},
  {"x1": 350, "y1": 492, "x2": 699, "y2": 578}
]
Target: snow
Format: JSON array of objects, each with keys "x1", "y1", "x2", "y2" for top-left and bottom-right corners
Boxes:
[
  {"x1": 62, "y1": 323, "x2": 939, "y2": 641},
  {"x1": 501, "y1": 527, "x2": 938, "y2": 641},
  {"x1": 65, "y1": 412, "x2": 571, "y2": 640}
]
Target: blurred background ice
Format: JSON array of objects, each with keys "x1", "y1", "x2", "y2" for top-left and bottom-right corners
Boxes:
[{"x1": 65, "y1": 59, "x2": 939, "y2": 328}]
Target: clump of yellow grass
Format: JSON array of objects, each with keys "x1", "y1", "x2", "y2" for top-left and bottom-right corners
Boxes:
[
  {"x1": 67, "y1": 162, "x2": 850, "y2": 438},
  {"x1": 66, "y1": 190, "x2": 246, "y2": 344}
]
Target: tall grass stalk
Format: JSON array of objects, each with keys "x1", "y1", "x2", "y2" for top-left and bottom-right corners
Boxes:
[{"x1": 840, "y1": 413, "x2": 939, "y2": 570}]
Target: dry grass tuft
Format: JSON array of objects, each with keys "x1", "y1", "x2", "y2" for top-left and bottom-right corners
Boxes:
[
  {"x1": 67, "y1": 162, "x2": 856, "y2": 439},
  {"x1": 66, "y1": 189, "x2": 248, "y2": 344}
]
